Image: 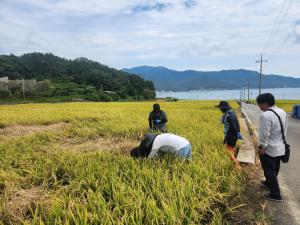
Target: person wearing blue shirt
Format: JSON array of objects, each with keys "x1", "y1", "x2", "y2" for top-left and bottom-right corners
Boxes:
[{"x1": 215, "y1": 101, "x2": 242, "y2": 166}]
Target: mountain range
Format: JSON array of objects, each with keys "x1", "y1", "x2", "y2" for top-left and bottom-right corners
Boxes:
[{"x1": 123, "y1": 66, "x2": 300, "y2": 91}]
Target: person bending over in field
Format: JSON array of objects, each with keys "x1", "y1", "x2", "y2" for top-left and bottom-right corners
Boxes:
[
  {"x1": 215, "y1": 101, "x2": 242, "y2": 166},
  {"x1": 130, "y1": 133, "x2": 192, "y2": 160},
  {"x1": 148, "y1": 103, "x2": 168, "y2": 133}
]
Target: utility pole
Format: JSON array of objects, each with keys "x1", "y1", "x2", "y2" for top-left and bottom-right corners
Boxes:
[
  {"x1": 240, "y1": 89, "x2": 242, "y2": 102},
  {"x1": 247, "y1": 80, "x2": 250, "y2": 102},
  {"x1": 256, "y1": 53, "x2": 267, "y2": 95}
]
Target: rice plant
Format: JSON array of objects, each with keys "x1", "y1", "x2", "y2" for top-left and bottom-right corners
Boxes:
[{"x1": 0, "y1": 101, "x2": 242, "y2": 224}]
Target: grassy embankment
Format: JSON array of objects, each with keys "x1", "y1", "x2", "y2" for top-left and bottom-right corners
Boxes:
[{"x1": 0, "y1": 101, "x2": 247, "y2": 224}]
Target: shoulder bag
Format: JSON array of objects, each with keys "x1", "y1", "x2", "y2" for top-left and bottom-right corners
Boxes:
[{"x1": 268, "y1": 109, "x2": 290, "y2": 163}]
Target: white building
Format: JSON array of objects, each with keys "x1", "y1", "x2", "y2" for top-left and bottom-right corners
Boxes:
[{"x1": 0, "y1": 77, "x2": 9, "y2": 91}]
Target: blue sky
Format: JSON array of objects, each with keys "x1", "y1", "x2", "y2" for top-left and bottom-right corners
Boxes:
[{"x1": 0, "y1": 0, "x2": 300, "y2": 77}]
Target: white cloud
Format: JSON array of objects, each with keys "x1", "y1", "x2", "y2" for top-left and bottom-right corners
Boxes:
[
  {"x1": 295, "y1": 23, "x2": 300, "y2": 39},
  {"x1": 0, "y1": 0, "x2": 300, "y2": 76}
]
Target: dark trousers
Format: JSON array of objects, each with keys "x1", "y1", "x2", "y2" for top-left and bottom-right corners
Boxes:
[
  {"x1": 153, "y1": 123, "x2": 167, "y2": 133},
  {"x1": 259, "y1": 153, "x2": 281, "y2": 198},
  {"x1": 224, "y1": 134, "x2": 238, "y2": 148}
]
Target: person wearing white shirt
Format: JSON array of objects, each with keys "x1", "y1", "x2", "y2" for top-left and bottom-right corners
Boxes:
[
  {"x1": 148, "y1": 133, "x2": 192, "y2": 159},
  {"x1": 257, "y1": 93, "x2": 288, "y2": 202},
  {"x1": 130, "y1": 133, "x2": 192, "y2": 159}
]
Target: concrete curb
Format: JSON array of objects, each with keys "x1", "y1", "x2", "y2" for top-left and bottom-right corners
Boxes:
[
  {"x1": 241, "y1": 107, "x2": 259, "y2": 146},
  {"x1": 236, "y1": 107, "x2": 256, "y2": 165}
]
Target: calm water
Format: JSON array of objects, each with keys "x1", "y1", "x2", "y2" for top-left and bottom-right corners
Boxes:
[{"x1": 156, "y1": 88, "x2": 300, "y2": 100}]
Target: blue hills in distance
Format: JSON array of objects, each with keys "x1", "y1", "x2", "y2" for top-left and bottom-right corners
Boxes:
[{"x1": 122, "y1": 66, "x2": 300, "y2": 91}]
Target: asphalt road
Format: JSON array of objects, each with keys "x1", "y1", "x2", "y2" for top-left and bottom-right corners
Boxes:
[{"x1": 242, "y1": 103, "x2": 300, "y2": 225}]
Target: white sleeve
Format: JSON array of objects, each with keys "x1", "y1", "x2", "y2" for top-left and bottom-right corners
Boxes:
[
  {"x1": 259, "y1": 114, "x2": 272, "y2": 148},
  {"x1": 148, "y1": 148, "x2": 159, "y2": 158},
  {"x1": 284, "y1": 113, "x2": 288, "y2": 135}
]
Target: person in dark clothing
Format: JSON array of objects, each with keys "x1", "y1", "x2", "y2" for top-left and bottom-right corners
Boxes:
[
  {"x1": 215, "y1": 101, "x2": 242, "y2": 166},
  {"x1": 131, "y1": 133, "x2": 158, "y2": 158},
  {"x1": 148, "y1": 103, "x2": 168, "y2": 133}
]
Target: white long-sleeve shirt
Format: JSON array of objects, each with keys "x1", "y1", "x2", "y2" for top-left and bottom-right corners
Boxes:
[
  {"x1": 259, "y1": 106, "x2": 288, "y2": 157},
  {"x1": 148, "y1": 133, "x2": 190, "y2": 158}
]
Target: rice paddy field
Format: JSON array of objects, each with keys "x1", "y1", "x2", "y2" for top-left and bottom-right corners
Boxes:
[
  {"x1": 0, "y1": 101, "x2": 244, "y2": 224},
  {"x1": 276, "y1": 100, "x2": 300, "y2": 112},
  {"x1": 248, "y1": 99, "x2": 300, "y2": 112}
]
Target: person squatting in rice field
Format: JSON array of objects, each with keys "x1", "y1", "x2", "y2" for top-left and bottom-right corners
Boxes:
[{"x1": 148, "y1": 103, "x2": 168, "y2": 133}]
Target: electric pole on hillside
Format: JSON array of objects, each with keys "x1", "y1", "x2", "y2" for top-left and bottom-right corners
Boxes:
[{"x1": 256, "y1": 53, "x2": 267, "y2": 95}]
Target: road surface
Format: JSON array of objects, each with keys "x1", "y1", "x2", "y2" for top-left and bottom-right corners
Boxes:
[{"x1": 242, "y1": 102, "x2": 300, "y2": 225}]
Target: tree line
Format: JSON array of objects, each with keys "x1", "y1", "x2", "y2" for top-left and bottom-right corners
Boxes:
[{"x1": 0, "y1": 53, "x2": 156, "y2": 101}]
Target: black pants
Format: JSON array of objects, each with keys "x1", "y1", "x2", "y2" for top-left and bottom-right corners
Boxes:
[
  {"x1": 259, "y1": 153, "x2": 281, "y2": 198},
  {"x1": 224, "y1": 134, "x2": 238, "y2": 148}
]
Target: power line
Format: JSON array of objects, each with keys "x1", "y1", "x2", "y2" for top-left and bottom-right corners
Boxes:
[
  {"x1": 265, "y1": 0, "x2": 294, "y2": 61},
  {"x1": 263, "y1": 0, "x2": 294, "y2": 54},
  {"x1": 268, "y1": 0, "x2": 294, "y2": 52},
  {"x1": 258, "y1": 0, "x2": 294, "y2": 74},
  {"x1": 262, "y1": 0, "x2": 288, "y2": 52}
]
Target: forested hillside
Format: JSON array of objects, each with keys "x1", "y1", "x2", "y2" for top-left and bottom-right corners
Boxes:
[{"x1": 0, "y1": 53, "x2": 155, "y2": 101}]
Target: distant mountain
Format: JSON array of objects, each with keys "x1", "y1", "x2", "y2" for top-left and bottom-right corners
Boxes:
[{"x1": 123, "y1": 66, "x2": 300, "y2": 91}]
